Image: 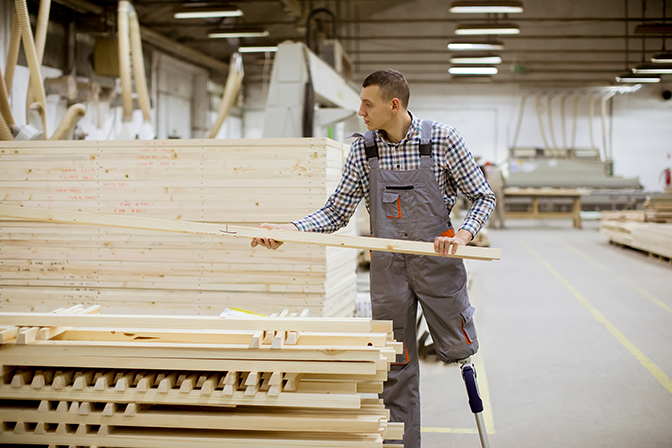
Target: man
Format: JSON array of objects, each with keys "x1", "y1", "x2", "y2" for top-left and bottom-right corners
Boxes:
[{"x1": 252, "y1": 70, "x2": 495, "y2": 448}]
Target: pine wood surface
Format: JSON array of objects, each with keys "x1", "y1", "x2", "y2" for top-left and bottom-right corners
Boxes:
[
  {"x1": 0, "y1": 138, "x2": 357, "y2": 316},
  {"x1": 600, "y1": 220, "x2": 672, "y2": 258},
  {"x1": 0, "y1": 305, "x2": 403, "y2": 446}
]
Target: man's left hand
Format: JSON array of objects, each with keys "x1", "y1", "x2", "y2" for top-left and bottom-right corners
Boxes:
[{"x1": 433, "y1": 229, "x2": 474, "y2": 256}]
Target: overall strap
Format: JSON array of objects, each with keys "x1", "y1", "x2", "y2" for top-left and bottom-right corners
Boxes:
[
  {"x1": 419, "y1": 120, "x2": 432, "y2": 156},
  {"x1": 364, "y1": 130, "x2": 378, "y2": 159}
]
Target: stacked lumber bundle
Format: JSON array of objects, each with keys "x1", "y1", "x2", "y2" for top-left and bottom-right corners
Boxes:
[
  {"x1": 0, "y1": 138, "x2": 357, "y2": 316},
  {"x1": 599, "y1": 210, "x2": 645, "y2": 222},
  {"x1": 600, "y1": 220, "x2": 672, "y2": 260},
  {"x1": 0, "y1": 306, "x2": 404, "y2": 447},
  {"x1": 644, "y1": 195, "x2": 672, "y2": 223}
]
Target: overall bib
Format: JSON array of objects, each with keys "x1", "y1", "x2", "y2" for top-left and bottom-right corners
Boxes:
[{"x1": 366, "y1": 120, "x2": 479, "y2": 448}]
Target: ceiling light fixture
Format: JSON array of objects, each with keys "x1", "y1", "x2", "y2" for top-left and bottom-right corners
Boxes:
[
  {"x1": 208, "y1": 29, "x2": 269, "y2": 38},
  {"x1": 631, "y1": 63, "x2": 672, "y2": 74},
  {"x1": 450, "y1": 55, "x2": 502, "y2": 64},
  {"x1": 651, "y1": 52, "x2": 672, "y2": 63},
  {"x1": 238, "y1": 46, "x2": 278, "y2": 53},
  {"x1": 615, "y1": 73, "x2": 661, "y2": 83},
  {"x1": 449, "y1": 1, "x2": 523, "y2": 14},
  {"x1": 455, "y1": 23, "x2": 520, "y2": 35},
  {"x1": 449, "y1": 66, "x2": 498, "y2": 75},
  {"x1": 174, "y1": 6, "x2": 243, "y2": 19},
  {"x1": 447, "y1": 40, "x2": 505, "y2": 51}
]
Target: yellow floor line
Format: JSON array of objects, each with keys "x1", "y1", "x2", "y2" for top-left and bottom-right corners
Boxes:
[
  {"x1": 561, "y1": 241, "x2": 672, "y2": 315},
  {"x1": 522, "y1": 241, "x2": 672, "y2": 395}
]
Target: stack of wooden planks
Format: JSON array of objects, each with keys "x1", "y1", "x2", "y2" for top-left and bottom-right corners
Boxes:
[
  {"x1": 644, "y1": 195, "x2": 672, "y2": 223},
  {"x1": 0, "y1": 138, "x2": 357, "y2": 316},
  {"x1": 0, "y1": 305, "x2": 404, "y2": 447},
  {"x1": 599, "y1": 210, "x2": 645, "y2": 222},
  {"x1": 600, "y1": 220, "x2": 672, "y2": 261}
]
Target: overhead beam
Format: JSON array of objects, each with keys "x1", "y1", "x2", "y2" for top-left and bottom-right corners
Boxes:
[{"x1": 139, "y1": 25, "x2": 229, "y2": 73}]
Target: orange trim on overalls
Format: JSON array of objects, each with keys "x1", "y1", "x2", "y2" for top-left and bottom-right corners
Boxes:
[
  {"x1": 386, "y1": 197, "x2": 402, "y2": 219},
  {"x1": 440, "y1": 228, "x2": 455, "y2": 238},
  {"x1": 392, "y1": 341, "x2": 411, "y2": 366},
  {"x1": 461, "y1": 320, "x2": 475, "y2": 345}
]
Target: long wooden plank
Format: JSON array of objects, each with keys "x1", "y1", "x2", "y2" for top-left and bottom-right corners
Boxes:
[
  {"x1": 0, "y1": 384, "x2": 362, "y2": 409},
  {"x1": 0, "y1": 312, "x2": 382, "y2": 332},
  {"x1": 0, "y1": 407, "x2": 385, "y2": 434},
  {"x1": 1, "y1": 340, "x2": 387, "y2": 363},
  {"x1": 0, "y1": 205, "x2": 502, "y2": 261}
]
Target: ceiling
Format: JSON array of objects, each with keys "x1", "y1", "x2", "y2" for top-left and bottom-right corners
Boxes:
[{"x1": 64, "y1": 0, "x2": 672, "y2": 87}]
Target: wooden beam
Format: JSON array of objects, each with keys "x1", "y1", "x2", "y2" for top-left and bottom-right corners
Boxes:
[
  {"x1": 0, "y1": 312, "x2": 384, "y2": 333},
  {"x1": 0, "y1": 205, "x2": 502, "y2": 261},
  {"x1": 0, "y1": 384, "x2": 362, "y2": 409}
]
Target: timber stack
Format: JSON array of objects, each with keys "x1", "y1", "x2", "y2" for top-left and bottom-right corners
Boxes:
[
  {"x1": 0, "y1": 305, "x2": 404, "y2": 447},
  {"x1": 600, "y1": 220, "x2": 672, "y2": 261},
  {"x1": 0, "y1": 138, "x2": 357, "y2": 316},
  {"x1": 644, "y1": 195, "x2": 672, "y2": 223}
]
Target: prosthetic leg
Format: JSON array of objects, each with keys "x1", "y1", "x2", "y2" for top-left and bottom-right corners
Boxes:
[{"x1": 459, "y1": 358, "x2": 491, "y2": 448}]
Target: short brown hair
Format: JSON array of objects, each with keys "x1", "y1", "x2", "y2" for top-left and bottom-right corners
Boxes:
[{"x1": 362, "y1": 70, "x2": 410, "y2": 109}]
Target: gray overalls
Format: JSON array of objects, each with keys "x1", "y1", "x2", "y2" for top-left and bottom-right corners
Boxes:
[{"x1": 365, "y1": 120, "x2": 479, "y2": 448}]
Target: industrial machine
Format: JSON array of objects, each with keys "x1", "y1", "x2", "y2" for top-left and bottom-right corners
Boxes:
[{"x1": 263, "y1": 41, "x2": 362, "y2": 140}]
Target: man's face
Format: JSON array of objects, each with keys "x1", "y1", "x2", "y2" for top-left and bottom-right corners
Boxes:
[{"x1": 358, "y1": 85, "x2": 393, "y2": 131}]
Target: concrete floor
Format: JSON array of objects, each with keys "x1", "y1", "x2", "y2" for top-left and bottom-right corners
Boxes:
[{"x1": 368, "y1": 219, "x2": 672, "y2": 448}]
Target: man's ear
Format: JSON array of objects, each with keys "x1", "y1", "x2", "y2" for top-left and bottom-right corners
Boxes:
[{"x1": 390, "y1": 97, "x2": 401, "y2": 113}]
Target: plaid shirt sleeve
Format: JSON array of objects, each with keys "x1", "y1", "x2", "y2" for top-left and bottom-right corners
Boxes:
[
  {"x1": 292, "y1": 140, "x2": 365, "y2": 233},
  {"x1": 442, "y1": 126, "x2": 496, "y2": 238}
]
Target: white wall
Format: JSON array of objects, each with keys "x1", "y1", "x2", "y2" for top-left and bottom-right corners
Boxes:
[{"x1": 409, "y1": 83, "x2": 672, "y2": 192}]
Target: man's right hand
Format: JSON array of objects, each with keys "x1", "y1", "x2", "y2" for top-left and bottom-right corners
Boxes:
[{"x1": 251, "y1": 223, "x2": 298, "y2": 250}]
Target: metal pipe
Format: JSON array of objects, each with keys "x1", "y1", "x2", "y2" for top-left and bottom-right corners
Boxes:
[
  {"x1": 546, "y1": 93, "x2": 560, "y2": 156},
  {"x1": 535, "y1": 93, "x2": 551, "y2": 153}
]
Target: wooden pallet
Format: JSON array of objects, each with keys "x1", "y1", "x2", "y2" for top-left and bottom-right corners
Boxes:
[
  {"x1": 600, "y1": 220, "x2": 672, "y2": 263},
  {"x1": 0, "y1": 138, "x2": 357, "y2": 316},
  {"x1": 0, "y1": 306, "x2": 404, "y2": 447}
]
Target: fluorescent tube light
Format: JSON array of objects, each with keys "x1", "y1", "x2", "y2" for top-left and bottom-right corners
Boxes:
[
  {"x1": 455, "y1": 23, "x2": 520, "y2": 35},
  {"x1": 174, "y1": 7, "x2": 243, "y2": 19},
  {"x1": 449, "y1": 66, "x2": 498, "y2": 75},
  {"x1": 450, "y1": 56, "x2": 502, "y2": 64},
  {"x1": 615, "y1": 74, "x2": 661, "y2": 83},
  {"x1": 209, "y1": 29, "x2": 270, "y2": 38},
  {"x1": 238, "y1": 46, "x2": 278, "y2": 53},
  {"x1": 450, "y1": 1, "x2": 524, "y2": 13},
  {"x1": 447, "y1": 41, "x2": 505, "y2": 51},
  {"x1": 651, "y1": 53, "x2": 672, "y2": 63},
  {"x1": 631, "y1": 63, "x2": 672, "y2": 74}
]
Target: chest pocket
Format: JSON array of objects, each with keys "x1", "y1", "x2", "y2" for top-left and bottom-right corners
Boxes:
[
  {"x1": 383, "y1": 192, "x2": 401, "y2": 218},
  {"x1": 383, "y1": 185, "x2": 415, "y2": 219}
]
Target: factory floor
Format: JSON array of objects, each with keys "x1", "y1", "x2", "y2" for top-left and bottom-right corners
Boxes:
[{"x1": 361, "y1": 219, "x2": 672, "y2": 448}]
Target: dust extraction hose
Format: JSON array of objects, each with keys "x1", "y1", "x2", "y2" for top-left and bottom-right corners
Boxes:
[
  {"x1": 0, "y1": 113, "x2": 14, "y2": 141},
  {"x1": 15, "y1": 0, "x2": 48, "y2": 134},
  {"x1": 117, "y1": 0, "x2": 134, "y2": 122},
  {"x1": 26, "y1": 0, "x2": 51, "y2": 116},
  {"x1": 0, "y1": 62, "x2": 16, "y2": 128},
  {"x1": 4, "y1": 11, "x2": 20, "y2": 93},
  {"x1": 208, "y1": 53, "x2": 244, "y2": 138},
  {"x1": 50, "y1": 103, "x2": 86, "y2": 140},
  {"x1": 128, "y1": 3, "x2": 151, "y2": 121}
]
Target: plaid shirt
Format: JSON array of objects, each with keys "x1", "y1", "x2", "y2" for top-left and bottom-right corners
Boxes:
[{"x1": 293, "y1": 112, "x2": 495, "y2": 237}]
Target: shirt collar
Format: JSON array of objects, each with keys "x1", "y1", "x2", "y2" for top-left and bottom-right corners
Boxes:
[{"x1": 376, "y1": 110, "x2": 421, "y2": 145}]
